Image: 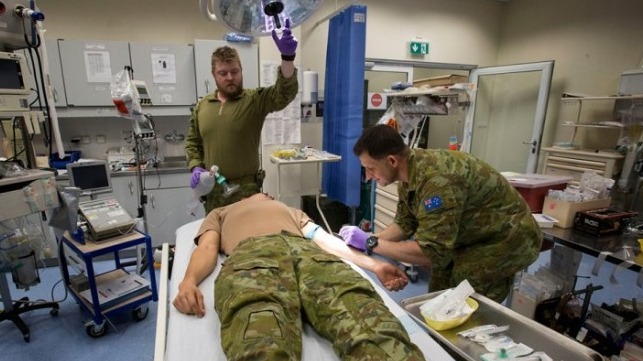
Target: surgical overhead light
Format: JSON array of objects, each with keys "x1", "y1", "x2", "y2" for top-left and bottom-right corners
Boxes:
[{"x1": 199, "y1": 0, "x2": 324, "y2": 36}]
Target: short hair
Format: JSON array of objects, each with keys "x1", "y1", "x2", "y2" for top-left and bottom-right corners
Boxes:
[
  {"x1": 353, "y1": 124, "x2": 409, "y2": 160},
  {"x1": 211, "y1": 46, "x2": 241, "y2": 70}
]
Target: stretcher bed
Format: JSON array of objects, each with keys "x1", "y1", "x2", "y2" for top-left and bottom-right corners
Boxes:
[{"x1": 154, "y1": 219, "x2": 454, "y2": 361}]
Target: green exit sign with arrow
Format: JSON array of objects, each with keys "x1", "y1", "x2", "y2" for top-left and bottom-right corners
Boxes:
[{"x1": 410, "y1": 41, "x2": 429, "y2": 55}]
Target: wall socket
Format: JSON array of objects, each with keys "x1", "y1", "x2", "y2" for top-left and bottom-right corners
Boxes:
[
  {"x1": 96, "y1": 135, "x2": 106, "y2": 144},
  {"x1": 81, "y1": 135, "x2": 91, "y2": 144}
]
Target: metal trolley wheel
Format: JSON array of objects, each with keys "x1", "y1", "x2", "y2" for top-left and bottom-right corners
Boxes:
[
  {"x1": 85, "y1": 321, "x2": 107, "y2": 338},
  {"x1": 132, "y1": 304, "x2": 149, "y2": 321}
]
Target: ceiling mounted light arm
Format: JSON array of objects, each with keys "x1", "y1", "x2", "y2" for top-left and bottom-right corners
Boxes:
[
  {"x1": 263, "y1": 0, "x2": 285, "y2": 29},
  {"x1": 199, "y1": 0, "x2": 324, "y2": 36},
  {"x1": 199, "y1": 0, "x2": 217, "y2": 21}
]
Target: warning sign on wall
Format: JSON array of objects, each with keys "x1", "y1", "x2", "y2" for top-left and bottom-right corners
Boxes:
[{"x1": 367, "y1": 92, "x2": 387, "y2": 110}]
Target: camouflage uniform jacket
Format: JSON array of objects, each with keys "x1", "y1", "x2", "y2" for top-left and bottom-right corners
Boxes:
[
  {"x1": 394, "y1": 149, "x2": 542, "y2": 287},
  {"x1": 185, "y1": 67, "x2": 298, "y2": 181}
]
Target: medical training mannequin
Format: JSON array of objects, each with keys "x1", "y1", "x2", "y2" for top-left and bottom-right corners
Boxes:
[
  {"x1": 340, "y1": 124, "x2": 542, "y2": 303},
  {"x1": 173, "y1": 193, "x2": 425, "y2": 361},
  {"x1": 186, "y1": 20, "x2": 299, "y2": 213}
]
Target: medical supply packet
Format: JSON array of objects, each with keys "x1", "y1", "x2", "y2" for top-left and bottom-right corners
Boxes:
[{"x1": 419, "y1": 279, "x2": 474, "y2": 321}]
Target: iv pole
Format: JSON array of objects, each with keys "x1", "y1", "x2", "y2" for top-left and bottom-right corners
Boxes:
[{"x1": 120, "y1": 66, "x2": 153, "y2": 274}]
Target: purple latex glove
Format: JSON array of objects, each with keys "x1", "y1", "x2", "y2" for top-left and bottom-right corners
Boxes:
[
  {"x1": 271, "y1": 18, "x2": 297, "y2": 56},
  {"x1": 338, "y1": 225, "x2": 368, "y2": 252},
  {"x1": 190, "y1": 166, "x2": 207, "y2": 189}
]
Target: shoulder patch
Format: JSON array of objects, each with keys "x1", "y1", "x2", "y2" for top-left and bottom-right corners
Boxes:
[{"x1": 424, "y1": 195, "x2": 443, "y2": 211}]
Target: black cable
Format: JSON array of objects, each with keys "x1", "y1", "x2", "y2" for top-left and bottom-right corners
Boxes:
[
  {"x1": 26, "y1": 47, "x2": 42, "y2": 109},
  {"x1": 22, "y1": 18, "x2": 53, "y2": 155}
]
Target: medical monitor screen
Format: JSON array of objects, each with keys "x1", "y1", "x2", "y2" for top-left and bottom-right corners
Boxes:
[
  {"x1": 66, "y1": 161, "x2": 112, "y2": 195},
  {"x1": 0, "y1": 58, "x2": 25, "y2": 90}
]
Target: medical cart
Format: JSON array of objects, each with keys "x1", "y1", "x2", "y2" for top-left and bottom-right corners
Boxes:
[{"x1": 59, "y1": 230, "x2": 158, "y2": 337}]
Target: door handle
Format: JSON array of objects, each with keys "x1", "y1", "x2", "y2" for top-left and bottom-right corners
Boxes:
[{"x1": 523, "y1": 140, "x2": 538, "y2": 153}]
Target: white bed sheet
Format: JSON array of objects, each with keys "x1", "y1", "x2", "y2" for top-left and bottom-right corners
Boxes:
[{"x1": 161, "y1": 219, "x2": 454, "y2": 361}]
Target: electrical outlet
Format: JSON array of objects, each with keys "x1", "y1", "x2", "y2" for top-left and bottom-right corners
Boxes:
[
  {"x1": 81, "y1": 135, "x2": 90, "y2": 144},
  {"x1": 96, "y1": 135, "x2": 106, "y2": 144}
]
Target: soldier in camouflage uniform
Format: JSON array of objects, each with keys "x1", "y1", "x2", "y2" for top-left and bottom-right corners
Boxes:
[
  {"x1": 186, "y1": 34, "x2": 299, "y2": 214},
  {"x1": 344, "y1": 124, "x2": 542, "y2": 302},
  {"x1": 173, "y1": 193, "x2": 424, "y2": 361}
]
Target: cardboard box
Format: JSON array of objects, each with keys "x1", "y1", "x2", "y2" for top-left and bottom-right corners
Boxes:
[
  {"x1": 542, "y1": 197, "x2": 612, "y2": 228},
  {"x1": 413, "y1": 74, "x2": 468, "y2": 88}
]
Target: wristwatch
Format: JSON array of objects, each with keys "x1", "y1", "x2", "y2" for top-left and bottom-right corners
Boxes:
[{"x1": 365, "y1": 235, "x2": 379, "y2": 256}]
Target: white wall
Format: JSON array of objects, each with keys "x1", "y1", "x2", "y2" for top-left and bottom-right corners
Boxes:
[
  {"x1": 298, "y1": 0, "x2": 503, "y2": 91},
  {"x1": 33, "y1": 0, "x2": 643, "y2": 187},
  {"x1": 37, "y1": 0, "x2": 504, "y2": 101},
  {"x1": 497, "y1": 0, "x2": 643, "y2": 159}
]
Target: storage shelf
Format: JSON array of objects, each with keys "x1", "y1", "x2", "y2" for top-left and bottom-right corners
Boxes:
[
  {"x1": 60, "y1": 230, "x2": 158, "y2": 337},
  {"x1": 562, "y1": 122, "x2": 622, "y2": 129},
  {"x1": 559, "y1": 92, "x2": 643, "y2": 146},
  {"x1": 385, "y1": 88, "x2": 468, "y2": 98},
  {"x1": 561, "y1": 93, "x2": 643, "y2": 101}
]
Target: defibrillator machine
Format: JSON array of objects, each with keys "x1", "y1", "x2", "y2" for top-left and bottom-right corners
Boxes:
[
  {"x1": 66, "y1": 161, "x2": 136, "y2": 242},
  {"x1": 78, "y1": 198, "x2": 136, "y2": 242}
]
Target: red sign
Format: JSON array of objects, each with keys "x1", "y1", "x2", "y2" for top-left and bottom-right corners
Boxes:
[{"x1": 370, "y1": 93, "x2": 383, "y2": 107}]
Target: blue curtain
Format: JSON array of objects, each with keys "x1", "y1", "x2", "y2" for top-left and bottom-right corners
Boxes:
[{"x1": 322, "y1": 4, "x2": 367, "y2": 207}]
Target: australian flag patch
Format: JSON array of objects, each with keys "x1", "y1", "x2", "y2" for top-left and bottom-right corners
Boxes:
[{"x1": 424, "y1": 195, "x2": 443, "y2": 211}]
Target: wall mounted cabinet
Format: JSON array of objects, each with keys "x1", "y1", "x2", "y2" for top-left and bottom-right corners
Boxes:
[
  {"x1": 58, "y1": 39, "x2": 131, "y2": 107},
  {"x1": 129, "y1": 42, "x2": 197, "y2": 106},
  {"x1": 56, "y1": 39, "x2": 200, "y2": 117}
]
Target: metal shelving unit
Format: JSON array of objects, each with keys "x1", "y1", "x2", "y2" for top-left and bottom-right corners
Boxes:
[{"x1": 59, "y1": 230, "x2": 158, "y2": 337}]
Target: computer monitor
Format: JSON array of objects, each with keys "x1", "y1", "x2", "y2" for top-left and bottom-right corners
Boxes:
[{"x1": 66, "y1": 161, "x2": 112, "y2": 196}]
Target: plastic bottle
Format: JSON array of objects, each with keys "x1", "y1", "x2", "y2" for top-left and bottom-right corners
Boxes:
[{"x1": 448, "y1": 136, "x2": 458, "y2": 150}]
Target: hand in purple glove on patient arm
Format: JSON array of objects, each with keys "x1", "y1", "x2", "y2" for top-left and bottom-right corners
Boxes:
[
  {"x1": 190, "y1": 166, "x2": 207, "y2": 189},
  {"x1": 338, "y1": 225, "x2": 369, "y2": 252},
  {"x1": 271, "y1": 18, "x2": 298, "y2": 61}
]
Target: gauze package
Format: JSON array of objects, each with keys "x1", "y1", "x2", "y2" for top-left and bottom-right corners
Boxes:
[{"x1": 420, "y1": 279, "x2": 475, "y2": 321}]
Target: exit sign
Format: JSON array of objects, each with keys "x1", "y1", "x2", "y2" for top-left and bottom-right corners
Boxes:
[{"x1": 410, "y1": 41, "x2": 429, "y2": 55}]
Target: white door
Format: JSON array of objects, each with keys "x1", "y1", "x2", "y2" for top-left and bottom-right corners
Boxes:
[{"x1": 461, "y1": 61, "x2": 554, "y2": 173}]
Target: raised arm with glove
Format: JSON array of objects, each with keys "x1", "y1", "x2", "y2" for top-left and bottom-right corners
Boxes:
[
  {"x1": 272, "y1": 18, "x2": 297, "y2": 60},
  {"x1": 271, "y1": 18, "x2": 297, "y2": 79}
]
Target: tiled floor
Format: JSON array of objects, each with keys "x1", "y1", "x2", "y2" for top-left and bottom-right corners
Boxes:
[{"x1": 0, "y1": 261, "x2": 158, "y2": 361}]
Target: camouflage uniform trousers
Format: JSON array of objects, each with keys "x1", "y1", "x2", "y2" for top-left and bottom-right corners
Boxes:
[
  {"x1": 214, "y1": 233, "x2": 425, "y2": 361},
  {"x1": 204, "y1": 174, "x2": 259, "y2": 213},
  {"x1": 427, "y1": 218, "x2": 540, "y2": 303}
]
